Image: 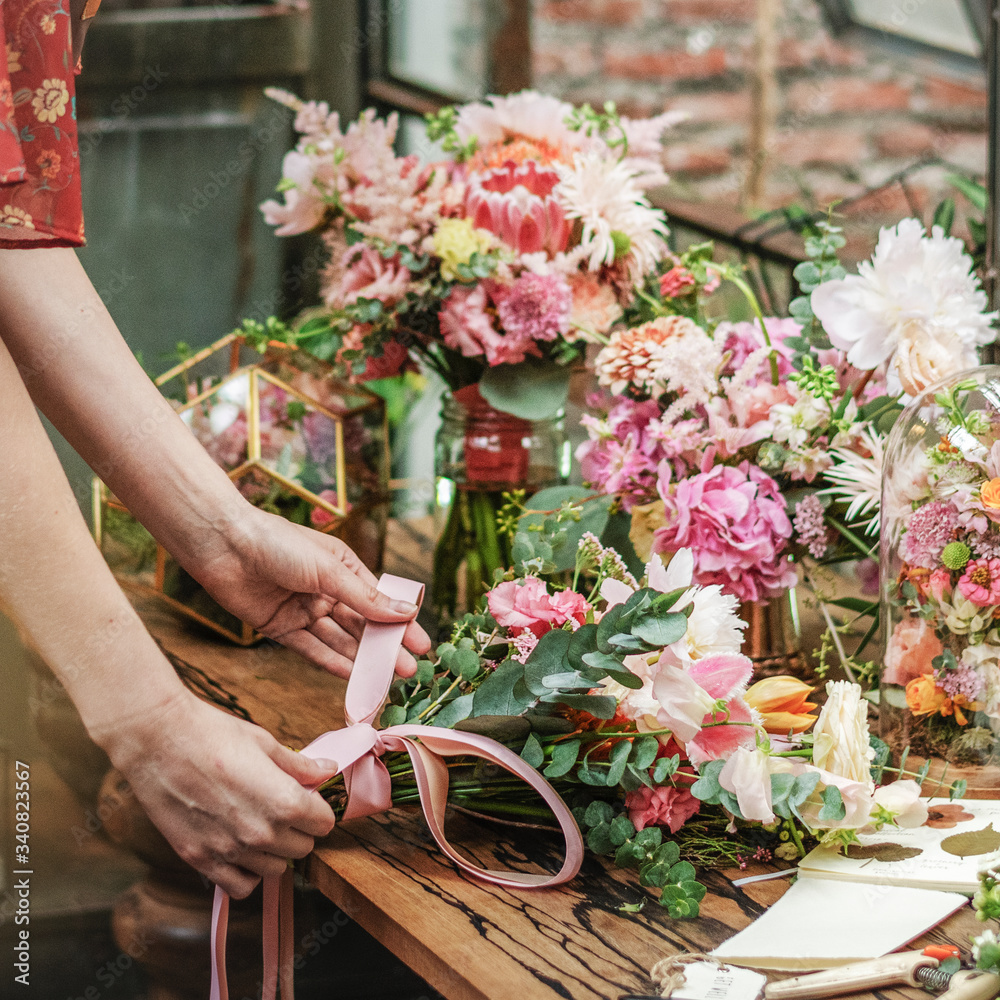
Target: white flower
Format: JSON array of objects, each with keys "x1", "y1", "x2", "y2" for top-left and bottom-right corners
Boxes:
[
  {"x1": 867, "y1": 780, "x2": 928, "y2": 829},
  {"x1": 812, "y1": 681, "x2": 875, "y2": 791},
  {"x1": 670, "y1": 586, "x2": 745, "y2": 663},
  {"x1": 811, "y1": 218, "x2": 996, "y2": 391},
  {"x1": 555, "y1": 152, "x2": 668, "y2": 284},
  {"x1": 768, "y1": 386, "x2": 827, "y2": 449},
  {"x1": 973, "y1": 930, "x2": 1000, "y2": 966},
  {"x1": 820, "y1": 425, "x2": 885, "y2": 533}
]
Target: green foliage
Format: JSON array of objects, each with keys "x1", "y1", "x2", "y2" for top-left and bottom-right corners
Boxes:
[
  {"x1": 479, "y1": 358, "x2": 574, "y2": 420},
  {"x1": 564, "y1": 100, "x2": 628, "y2": 159},
  {"x1": 423, "y1": 106, "x2": 478, "y2": 159},
  {"x1": 513, "y1": 487, "x2": 611, "y2": 574},
  {"x1": 575, "y1": 804, "x2": 707, "y2": 918}
]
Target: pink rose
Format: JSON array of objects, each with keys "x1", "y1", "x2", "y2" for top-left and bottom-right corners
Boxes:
[
  {"x1": 487, "y1": 578, "x2": 589, "y2": 638},
  {"x1": 928, "y1": 567, "x2": 951, "y2": 603},
  {"x1": 625, "y1": 784, "x2": 700, "y2": 833},
  {"x1": 883, "y1": 617, "x2": 943, "y2": 687}
]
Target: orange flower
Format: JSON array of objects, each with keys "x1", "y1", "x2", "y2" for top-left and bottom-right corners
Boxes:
[
  {"x1": 745, "y1": 676, "x2": 818, "y2": 734},
  {"x1": 905, "y1": 674, "x2": 947, "y2": 717},
  {"x1": 982, "y1": 478, "x2": 1000, "y2": 509}
]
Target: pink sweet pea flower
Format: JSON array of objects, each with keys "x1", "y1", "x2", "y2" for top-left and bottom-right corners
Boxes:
[
  {"x1": 958, "y1": 558, "x2": 1000, "y2": 607},
  {"x1": 718, "y1": 748, "x2": 774, "y2": 823},
  {"x1": 487, "y1": 578, "x2": 589, "y2": 638},
  {"x1": 624, "y1": 784, "x2": 700, "y2": 833}
]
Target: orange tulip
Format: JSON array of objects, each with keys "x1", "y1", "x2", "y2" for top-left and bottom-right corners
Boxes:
[{"x1": 745, "y1": 676, "x2": 818, "y2": 734}]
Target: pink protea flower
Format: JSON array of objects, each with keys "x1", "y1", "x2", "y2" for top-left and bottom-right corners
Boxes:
[
  {"x1": 659, "y1": 266, "x2": 696, "y2": 299},
  {"x1": 958, "y1": 558, "x2": 1000, "y2": 606},
  {"x1": 653, "y1": 459, "x2": 796, "y2": 602},
  {"x1": 492, "y1": 271, "x2": 572, "y2": 344},
  {"x1": 902, "y1": 501, "x2": 959, "y2": 569},
  {"x1": 465, "y1": 160, "x2": 570, "y2": 256},
  {"x1": 625, "y1": 785, "x2": 700, "y2": 833},
  {"x1": 487, "y1": 578, "x2": 590, "y2": 639}
]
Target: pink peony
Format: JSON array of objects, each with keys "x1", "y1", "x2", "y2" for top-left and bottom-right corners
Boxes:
[
  {"x1": 653, "y1": 459, "x2": 796, "y2": 602},
  {"x1": 487, "y1": 578, "x2": 590, "y2": 639},
  {"x1": 624, "y1": 784, "x2": 700, "y2": 833},
  {"x1": 492, "y1": 272, "x2": 572, "y2": 345},
  {"x1": 883, "y1": 617, "x2": 943, "y2": 687},
  {"x1": 958, "y1": 558, "x2": 1000, "y2": 607}
]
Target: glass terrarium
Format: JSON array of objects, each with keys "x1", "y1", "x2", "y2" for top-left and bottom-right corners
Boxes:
[
  {"x1": 880, "y1": 365, "x2": 1000, "y2": 796},
  {"x1": 94, "y1": 333, "x2": 389, "y2": 644}
]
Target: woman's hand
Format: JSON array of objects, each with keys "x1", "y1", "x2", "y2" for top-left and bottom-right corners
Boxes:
[
  {"x1": 193, "y1": 507, "x2": 431, "y2": 678},
  {"x1": 98, "y1": 688, "x2": 339, "y2": 898}
]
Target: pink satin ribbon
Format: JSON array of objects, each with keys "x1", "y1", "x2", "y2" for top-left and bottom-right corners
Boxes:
[{"x1": 210, "y1": 574, "x2": 584, "y2": 1000}]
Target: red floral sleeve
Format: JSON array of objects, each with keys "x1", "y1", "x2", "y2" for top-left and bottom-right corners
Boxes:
[{"x1": 0, "y1": 0, "x2": 85, "y2": 248}]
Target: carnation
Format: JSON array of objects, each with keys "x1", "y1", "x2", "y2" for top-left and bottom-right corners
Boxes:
[
  {"x1": 624, "y1": 784, "x2": 699, "y2": 833},
  {"x1": 493, "y1": 272, "x2": 572, "y2": 344},
  {"x1": 653, "y1": 460, "x2": 797, "y2": 602}
]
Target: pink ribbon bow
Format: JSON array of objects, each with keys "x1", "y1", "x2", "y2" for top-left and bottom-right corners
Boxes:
[{"x1": 210, "y1": 574, "x2": 584, "y2": 1000}]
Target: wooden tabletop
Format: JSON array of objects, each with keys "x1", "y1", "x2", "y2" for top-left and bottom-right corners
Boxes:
[{"x1": 135, "y1": 522, "x2": 983, "y2": 1000}]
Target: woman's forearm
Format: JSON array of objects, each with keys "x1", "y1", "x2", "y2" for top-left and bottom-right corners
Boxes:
[
  {"x1": 0, "y1": 247, "x2": 251, "y2": 574},
  {"x1": 0, "y1": 331, "x2": 187, "y2": 742}
]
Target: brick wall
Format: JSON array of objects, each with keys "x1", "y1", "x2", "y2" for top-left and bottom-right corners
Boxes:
[{"x1": 532, "y1": 0, "x2": 988, "y2": 227}]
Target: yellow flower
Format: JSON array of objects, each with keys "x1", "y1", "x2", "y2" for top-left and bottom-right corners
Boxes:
[
  {"x1": 40, "y1": 15, "x2": 57, "y2": 35},
  {"x1": 31, "y1": 79, "x2": 70, "y2": 124},
  {"x1": 0, "y1": 205, "x2": 34, "y2": 230},
  {"x1": 982, "y1": 477, "x2": 1000, "y2": 509},
  {"x1": 7, "y1": 44, "x2": 22, "y2": 74},
  {"x1": 432, "y1": 218, "x2": 494, "y2": 282},
  {"x1": 629, "y1": 500, "x2": 666, "y2": 563},
  {"x1": 905, "y1": 673, "x2": 948, "y2": 717},
  {"x1": 745, "y1": 676, "x2": 818, "y2": 734}
]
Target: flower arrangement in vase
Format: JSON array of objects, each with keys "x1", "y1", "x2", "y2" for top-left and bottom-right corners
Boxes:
[{"x1": 258, "y1": 88, "x2": 683, "y2": 624}]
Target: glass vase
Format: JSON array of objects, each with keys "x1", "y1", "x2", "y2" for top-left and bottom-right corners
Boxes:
[
  {"x1": 432, "y1": 385, "x2": 569, "y2": 628},
  {"x1": 880, "y1": 365, "x2": 1000, "y2": 796},
  {"x1": 739, "y1": 589, "x2": 806, "y2": 678}
]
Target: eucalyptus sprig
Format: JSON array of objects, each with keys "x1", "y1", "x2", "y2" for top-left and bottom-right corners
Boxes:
[{"x1": 564, "y1": 100, "x2": 628, "y2": 160}]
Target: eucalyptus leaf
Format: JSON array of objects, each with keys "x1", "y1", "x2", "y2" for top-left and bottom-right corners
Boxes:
[
  {"x1": 543, "y1": 739, "x2": 581, "y2": 778},
  {"x1": 524, "y1": 628, "x2": 574, "y2": 695},
  {"x1": 431, "y1": 693, "x2": 474, "y2": 729},
  {"x1": 520, "y1": 732, "x2": 545, "y2": 769},
  {"x1": 471, "y1": 660, "x2": 534, "y2": 717},
  {"x1": 632, "y1": 612, "x2": 688, "y2": 647},
  {"x1": 479, "y1": 359, "x2": 573, "y2": 420}
]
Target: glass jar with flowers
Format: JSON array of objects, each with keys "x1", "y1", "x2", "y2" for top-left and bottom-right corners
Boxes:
[
  {"x1": 881, "y1": 367, "x2": 1000, "y2": 795},
  {"x1": 258, "y1": 89, "x2": 683, "y2": 628}
]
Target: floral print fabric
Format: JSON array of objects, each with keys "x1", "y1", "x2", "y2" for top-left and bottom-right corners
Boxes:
[{"x1": 0, "y1": 0, "x2": 83, "y2": 247}]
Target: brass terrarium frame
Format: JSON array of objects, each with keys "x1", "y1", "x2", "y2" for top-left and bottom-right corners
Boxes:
[{"x1": 93, "y1": 332, "x2": 390, "y2": 644}]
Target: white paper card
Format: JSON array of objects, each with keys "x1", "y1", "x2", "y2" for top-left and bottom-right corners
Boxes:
[
  {"x1": 672, "y1": 962, "x2": 766, "y2": 1000},
  {"x1": 712, "y1": 878, "x2": 967, "y2": 971}
]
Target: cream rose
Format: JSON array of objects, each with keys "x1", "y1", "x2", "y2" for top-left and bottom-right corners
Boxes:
[{"x1": 812, "y1": 681, "x2": 875, "y2": 790}]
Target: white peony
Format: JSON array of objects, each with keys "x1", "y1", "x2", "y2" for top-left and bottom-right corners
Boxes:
[
  {"x1": 812, "y1": 681, "x2": 875, "y2": 791},
  {"x1": 811, "y1": 218, "x2": 996, "y2": 393}
]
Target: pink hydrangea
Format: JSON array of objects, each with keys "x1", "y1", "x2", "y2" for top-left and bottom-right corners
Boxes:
[
  {"x1": 492, "y1": 272, "x2": 572, "y2": 345},
  {"x1": 653, "y1": 459, "x2": 796, "y2": 602},
  {"x1": 487, "y1": 578, "x2": 590, "y2": 639},
  {"x1": 624, "y1": 784, "x2": 699, "y2": 833},
  {"x1": 958, "y1": 558, "x2": 1000, "y2": 607},
  {"x1": 902, "y1": 501, "x2": 959, "y2": 568}
]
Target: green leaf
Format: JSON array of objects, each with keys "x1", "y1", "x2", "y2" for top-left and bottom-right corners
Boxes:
[
  {"x1": 652, "y1": 754, "x2": 680, "y2": 783},
  {"x1": 380, "y1": 704, "x2": 407, "y2": 728},
  {"x1": 596, "y1": 604, "x2": 624, "y2": 653},
  {"x1": 818, "y1": 785, "x2": 846, "y2": 822},
  {"x1": 566, "y1": 623, "x2": 599, "y2": 670},
  {"x1": 543, "y1": 739, "x2": 581, "y2": 778},
  {"x1": 631, "y1": 612, "x2": 688, "y2": 648},
  {"x1": 610, "y1": 814, "x2": 636, "y2": 847},
  {"x1": 416, "y1": 659, "x2": 436, "y2": 685},
  {"x1": 479, "y1": 359, "x2": 573, "y2": 420},
  {"x1": 933, "y1": 197, "x2": 956, "y2": 235},
  {"x1": 668, "y1": 860, "x2": 697, "y2": 884},
  {"x1": 431, "y1": 692, "x2": 474, "y2": 728},
  {"x1": 607, "y1": 740, "x2": 632, "y2": 786},
  {"x1": 452, "y1": 647, "x2": 482, "y2": 680},
  {"x1": 471, "y1": 660, "x2": 534, "y2": 717},
  {"x1": 520, "y1": 732, "x2": 545, "y2": 769},
  {"x1": 577, "y1": 761, "x2": 608, "y2": 786},
  {"x1": 690, "y1": 759, "x2": 725, "y2": 803},
  {"x1": 523, "y1": 628, "x2": 574, "y2": 696},
  {"x1": 630, "y1": 736, "x2": 660, "y2": 770},
  {"x1": 519, "y1": 489, "x2": 612, "y2": 572},
  {"x1": 584, "y1": 800, "x2": 615, "y2": 827},
  {"x1": 951, "y1": 778, "x2": 968, "y2": 800},
  {"x1": 546, "y1": 693, "x2": 617, "y2": 718},
  {"x1": 634, "y1": 827, "x2": 662, "y2": 851},
  {"x1": 603, "y1": 666, "x2": 645, "y2": 690},
  {"x1": 587, "y1": 824, "x2": 615, "y2": 854},
  {"x1": 948, "y1": 172, "x2": 988, "y2": 212}
]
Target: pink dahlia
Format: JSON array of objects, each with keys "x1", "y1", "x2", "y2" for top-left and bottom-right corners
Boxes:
[
  {"x1": 902, "y1": 501, "x2": 959, "y2": 569},
  {"x1": 958, "y1": 558, "x2": 1000, "y2": 607},
  {"x1": 465, "y1": 160, "x2": 570, "y2": 256},
  {"x1": 487, "y1": 577, "x2": 589, "y2": 639},
  {"x1": 492, "y1": 271, "x2": 572, "y2": 344},
  {"x1": 653, "y1": 459, "x2": 796, "y2": 602}
]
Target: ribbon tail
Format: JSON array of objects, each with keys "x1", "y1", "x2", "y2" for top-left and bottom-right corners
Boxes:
[
  {"x1": 342, "y1": 754, "x2": 394, "y2": 821},
  {"x1": 279, "y1": 868, "x2": 296, "y2": 1000},
  {"x1": 262, "y1": 875, "x2": 280, "y2": 1000},
  {"x1": 210, "y1": 887, "x2": 230, "y2": 1000}
]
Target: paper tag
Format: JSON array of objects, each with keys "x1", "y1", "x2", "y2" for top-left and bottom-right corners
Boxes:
[{"x1": 671, "y1": 961, "x2": 767, "y2": 1000}]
